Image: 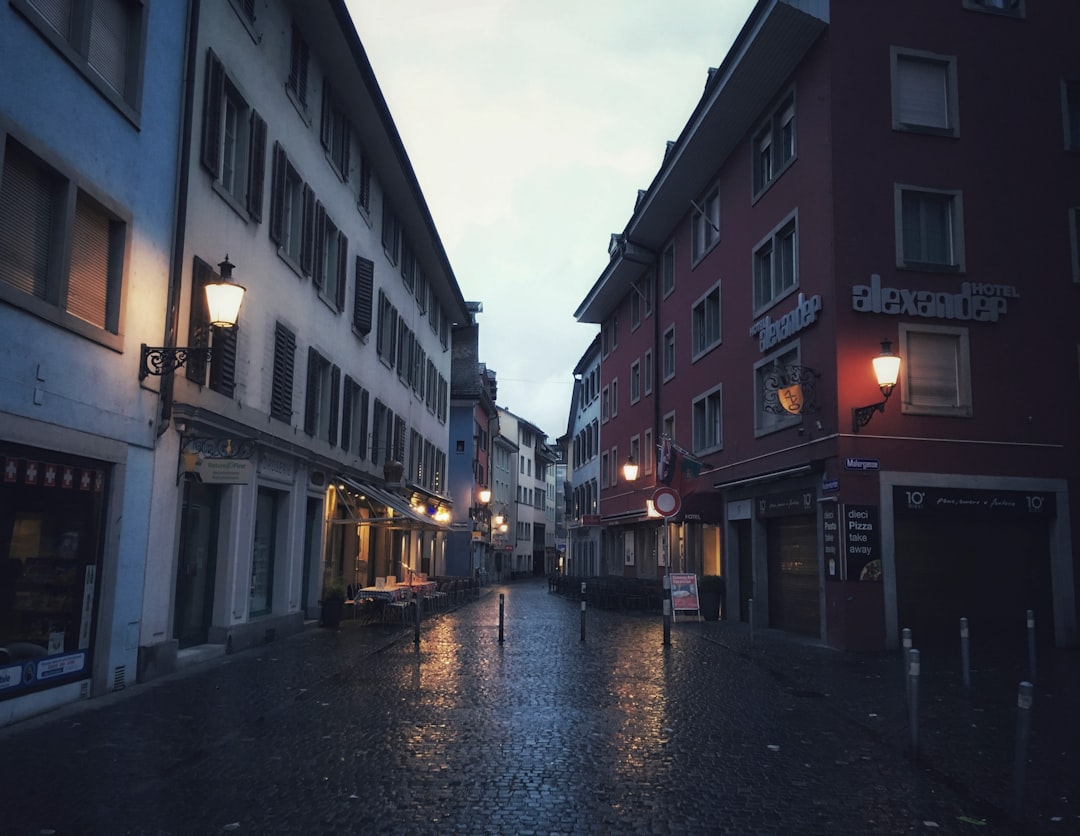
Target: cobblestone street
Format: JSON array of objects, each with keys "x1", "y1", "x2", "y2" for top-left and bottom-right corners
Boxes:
[{"x1": 0, "y1": 578, "x2": 1075, "y2": 835}]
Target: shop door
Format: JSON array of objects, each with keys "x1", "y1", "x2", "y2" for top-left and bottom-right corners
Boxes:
[
  {"x1": 250, "y1": 488, "x2": 278, "y2": 616},
  {"x1": 766, "y1": 514, "x2": 819, "y2": 636},
  {"x1": 735, "y1": 520, "x2": 753, "y2": 623},
  {"x1": 895, "y1": 517, "x2": 1053, "y2": 648},
  {"x1": 174, "y1": 482, "x2": 219, "y2": 648}
]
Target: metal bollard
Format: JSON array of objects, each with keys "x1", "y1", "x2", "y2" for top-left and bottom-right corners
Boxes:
[
  {"x1": 749, "y1": 598, "x2": 755, "y2": 650},
  {"x1": 662, "y1": 575, "x2": 671, "y2": 646},
  {"x1": 498, "y1": 593, "x2": 505, "y2": 644},
  {"x1": 1026, "y1": 610, "x2": 1037, "y2": 684},
  {"x1": 902, "y1": 627, "x2": 912, "y2": 700},
  {"x1": 1012, "y1": 681, "x2": 1034, "y2": 819},
  {"x1": 580, "y1": 582, "x2": 587, "y2": 642},
  {"x1": 960, "y1": 617, "x2": 970, "y2": 691},
  {"x1": 907, "y1": 648, "x2": 920, "y2": 759}
]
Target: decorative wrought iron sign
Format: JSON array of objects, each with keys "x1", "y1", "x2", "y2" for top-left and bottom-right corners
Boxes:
[
  {"x1": 185, "y1": 437, "x2": 256, "y2": 459},
  {"x1": 762, "y1": 365, "x2": 821, "y2": 416}
]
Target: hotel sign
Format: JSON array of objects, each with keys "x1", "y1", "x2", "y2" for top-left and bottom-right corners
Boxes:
[
  {"x1": 852, "y1": 274, "x2": 1018, "y2": 322},
  {"x1": 750, "y1": 292, "x2": 822, "y2": 352}
]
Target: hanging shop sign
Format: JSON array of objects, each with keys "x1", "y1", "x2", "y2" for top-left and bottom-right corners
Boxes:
[
  {"x1": 193, "y1": 457, "x2": 253, "y2": 484},
  {"x1": 749, "y1": 292, "x2": 822, "y2": 352},
  {"x1": 843, "y1": 504, "x2": 880, "y2": 581},
  {"x1": 822, "y1": 503, "x2": 840, "y2": 578},
  {"x1": 852, "y1": 274, "x2": 1018, "y2": 322},
  {"x1": 893, "y1": 486, "x2": 1056, "y2": 518}
]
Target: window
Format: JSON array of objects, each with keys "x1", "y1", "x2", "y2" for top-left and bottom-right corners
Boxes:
[
  {"x1": 630, "y1": 360, "x2": 641, "y2": 404},
  {"x1": 313, "y1": 205, "x2": 346, "y2": 310},
  {"x1": 601, "y1": 315, "x2": 618, "y2": 356},
  {"x1": 269, "y1": 143, "x2": 313, "y2": 271},
  {"x1": 899, "y1": 323, "x2": 972, "y2": 417},
  {"x1": 601, "y1": 386, "x2": 610, "y2": 423},
  {"x1": 185, "y1": 256, "x2": 237, "y2": 396},
  {"x1": 662, "y1": 243, "x2": 674, "y2": 297},
  {"x1": 630, "y1": 284, "x2": 641, "y2": 330},
  {"x1": 0, "y1": 136, "x2": 125, "y2": 346},
  {"x1": 341, "y1": 377, "x2": 369, "y2": 458},
  {"x1": 355, "y1": 152, "x2": 372, "y2": 213},
  {"x1": 692, "y1": 187, "x2": 720, "y2": 262},
  {"x1": 643, "y1": 271, "x2": 654, "y2": 316},
  {"x1": 692, "y1": 282, "x2": 722, "y2": 358},
  {"x1": 753, "y1": 92, "x2": 796, "y2": 195},
  {"x1": 201, "y1": 50, "x2": 265, "y2": 220},
  {"x1": 628, "y1": 435, "x2": 640, "y2": 475},
  {"x1": 896, "y1": 185, "x2": 964, "y2": 270},
  {"x1": 15, "y1": 0, "x2": 147, "y2": 117},
  {"x1": 643, "y1": 428, "x2": 654, "y2": 475},
  {"x1": 662, "y1": 326, "x2": 675, "y2": 381},
  {"x1": 963, "y1": 0, "x2": 1023, "y2": 16},
  {"x1": 754, "y1": 345, "x2": 801, "y2": 436},
  {"x1": 376, "y1": 290, "x2": 398, "y2": 366},
  {"x1": 287, "y1": 23, "x2": 309, "y2": 109},
  {"x1": 892, "y1": 48, "x2": 958, "y2": 136},
  {"x1": 353, "y1": 256, "x2": 374, "y2": 336},
  {"x1": 692, "y1": 385, "x2": 723, "y2": 453},
  {"x1": 1070, "y1": 208, "x2": 1080, "y2": 283},
  {"x1": 644, "y1": 349, "x2": 653, "y2": 395},
  {"x1": 381, "y1": 199, "x2": 400, "y2": 265},
  {"x1": 270, "y1": 323, "x2": 296, "y2": 423},
  {"x1": 1063, "y1": 80, "x2": 1080, "y2": 152},
  {"x1": 304, "y1": 348, "x2": 339, "y2": 444},
  {"x1": 611, "y1": 379, "x2": 618, "y2": 417},
  {"x1": 320, "y1": 80, "x2": 350, "y2": 178},
  {"x1": 753, "y1": 214, "x2": 797, "y2": 311}
]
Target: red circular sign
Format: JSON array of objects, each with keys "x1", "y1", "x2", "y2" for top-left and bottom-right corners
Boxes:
[{"x1": 652, "y1": 487, "x2": 681, "y2": 517}]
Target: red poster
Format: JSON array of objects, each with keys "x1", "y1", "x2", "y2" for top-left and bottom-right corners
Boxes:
[{"x1": 670, "y1": 573, "x2": 700, "y2": 619}]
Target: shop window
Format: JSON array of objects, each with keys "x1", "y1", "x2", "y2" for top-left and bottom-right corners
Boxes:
[{"x1": 1, "y1": 443, "x2": 107, "y2": 699}]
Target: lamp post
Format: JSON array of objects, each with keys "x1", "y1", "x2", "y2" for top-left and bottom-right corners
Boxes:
[
  {"x1": 852, "y1": 339, "x2": 902, "y2": 433},
  {"x1": 140, "y1": 256, "x2": 246, "y2": 380}
]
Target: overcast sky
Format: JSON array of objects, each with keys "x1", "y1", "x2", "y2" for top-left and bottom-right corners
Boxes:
[{"x1": 345, "y1": 0, "x2": 757, "y2": 440}]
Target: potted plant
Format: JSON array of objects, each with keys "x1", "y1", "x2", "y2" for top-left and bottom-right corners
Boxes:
[
  {"x1": 697, "y1": 575, "x2": 726, "y2": 621},
  {"x1": 319, "y1": 577, "x2": 347, "y2": 628}
]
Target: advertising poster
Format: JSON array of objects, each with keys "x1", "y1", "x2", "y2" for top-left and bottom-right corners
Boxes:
[{"x1": 669, "y1": 573, "x2": 700, "y2": 621}]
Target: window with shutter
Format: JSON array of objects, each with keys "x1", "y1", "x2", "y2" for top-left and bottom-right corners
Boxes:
[
  {"x1": 354, "y1": 256, "x2": 374, "y2": 335},
  {"x1": 892, "y1": 49, "x2": 958, "y2": 136},
  {"x1": 0, "y1": 135, "x2": 125, "y2": 344},
  {"x1": 270, "y1": 323, "x2": 295, "y2": 423},
  {"x1": 17, "y1": 0, "x2": 146, "y2": 115},
  {"x1": 900, "y1": 324, "x2": 972, "y2": 417},
  {"x1": 288, "y1": 24, "x2": 309, "y2": 107}
]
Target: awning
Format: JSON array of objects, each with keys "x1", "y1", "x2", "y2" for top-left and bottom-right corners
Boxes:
[{"x1": 334, "y1": 476, "x2": 447, "y2": 530}]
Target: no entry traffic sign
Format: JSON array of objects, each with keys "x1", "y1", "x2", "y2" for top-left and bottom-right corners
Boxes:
[{"x1": 652, "y1": 487, "x2": 681, "y2": 518}]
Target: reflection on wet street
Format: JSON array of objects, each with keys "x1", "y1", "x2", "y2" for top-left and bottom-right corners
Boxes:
[{"x1": 0, "y1": 578, "x2": 1014, "y2": 835}]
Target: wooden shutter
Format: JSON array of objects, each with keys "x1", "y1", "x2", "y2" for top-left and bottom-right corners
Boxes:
[
  {"x1": 247, "y1": 110, "x2": 266, "y2": 222},
  {"x1": 312, "y1": 203, "x2": 326, "y2": 289},
  {"x1": 357, "y1": 389, "x2": 369, "y2": 460},
  {"x1": 358, "y1": 155, "x2": 371, "y2": 210},
  {"x1": 186, "y1": 256, "x2": 213, "y2": 383},
  {"x1": 304, "y1": 346, "x2": 319, "y2": 436},
  {"x1": 268, "y1": 143, "x2": 286, "y2": 244},
  {"x1": 354, "y1": 256, "x2": 373, "y2": 335},
  {"x1": 270, "y1": 323, "x2": 295, "y2": 423},
  {"x1": 328, "y1": 365, "x2": 341, "y2": 447},
  {"x1": 209, "y1": 324, "x2": 237, "y2": 398},
  {"x1": 201, "y1": 50, "x2": 223, "y2": 178}
]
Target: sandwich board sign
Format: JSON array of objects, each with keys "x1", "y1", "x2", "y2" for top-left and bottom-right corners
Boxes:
[{"x1": 669, "y1": 573, "x2": 700, "y2": 622}]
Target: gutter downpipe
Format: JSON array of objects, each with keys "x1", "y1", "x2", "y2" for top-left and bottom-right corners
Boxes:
[{"x1": 156, "y1": 0, "x2": 201, "y2": 436}]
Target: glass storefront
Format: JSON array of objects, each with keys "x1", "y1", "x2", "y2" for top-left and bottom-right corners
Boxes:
[{"x1": 1, "y1": 443, "x2": 106, "y2": 700}]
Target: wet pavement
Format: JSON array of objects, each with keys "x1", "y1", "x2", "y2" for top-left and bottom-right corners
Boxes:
[{"x1": 0, "y1": 577, "x2": 1076, "y2": 835}]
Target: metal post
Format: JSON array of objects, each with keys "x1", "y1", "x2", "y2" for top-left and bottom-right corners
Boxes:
[
  {"x1": 1026, "y1": 610, "x2": 1037, "y2": 684},
  {"x1": 498, "y1": 593, "x2": 505, "y2": 644},
  {"x1": 1012, "y1": 681, "x2": 1034, "y2": 819},
  {"x1": 413, "y1": 591, "x2": 421, "y2": 645},
  {"x1": 902, "y1": 627, "x2": 912, "y2": 700},
  {"x1": 580, "y1": 582, "x2": 587, "y2": 642},
  {"x1": 908, "y1": 648, "x2": 920, "y2": 759},
  {"x1": 662, "y1": 574, "x2": 671, "y2": 646},
  {"x1": 960, "y1": 617, "x2": 970, "y2": 691},
  {"x1": 749, "y1": 598, "x2": 755, "y2": 650}
]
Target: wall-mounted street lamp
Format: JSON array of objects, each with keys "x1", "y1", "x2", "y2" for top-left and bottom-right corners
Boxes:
[
  {"x1": 852, "y1": 339, "x2": 902, "y2": 433},
  {"x1": 140, "y1": 256, "x2": 246, "y2": 380},
  {"x1": 622, "y1": 456, "x2": 639, "y2": 482}
]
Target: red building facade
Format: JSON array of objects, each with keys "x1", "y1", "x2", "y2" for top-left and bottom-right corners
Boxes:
[{"x1": 575, "y1": 0, "x2": 1079, "y2": 650}]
